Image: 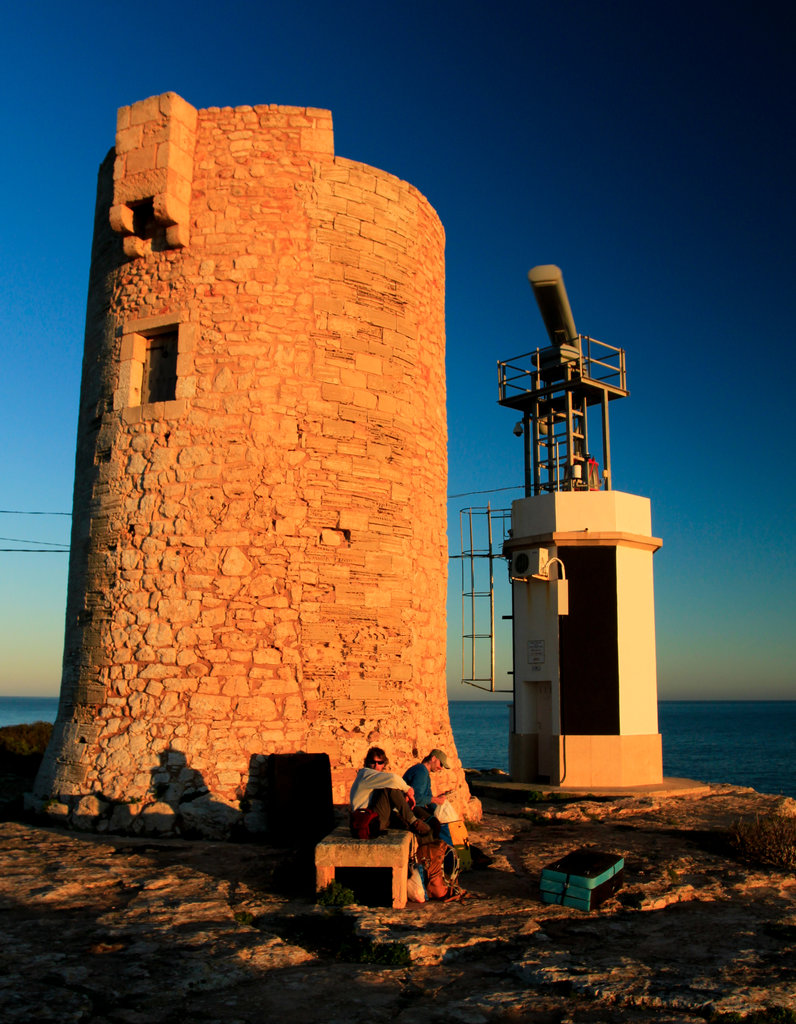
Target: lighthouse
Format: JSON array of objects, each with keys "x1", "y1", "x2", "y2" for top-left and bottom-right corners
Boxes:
[{"x1": 499, "y1": 266, "x2": 663, "y2": 787}]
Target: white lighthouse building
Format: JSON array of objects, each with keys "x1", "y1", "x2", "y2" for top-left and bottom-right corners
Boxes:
[{"x1": 499, "y1": 266, "x2": 663, "y2": 787}]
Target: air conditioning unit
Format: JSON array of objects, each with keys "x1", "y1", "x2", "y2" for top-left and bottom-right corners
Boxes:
[{"x1": 510, "y1": 548, "x2": 548, "y2": 579}]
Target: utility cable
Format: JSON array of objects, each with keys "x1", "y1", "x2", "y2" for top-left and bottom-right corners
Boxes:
[
  {"x1": 0, "y1": 510, "x2": 71, "y2": 516},
  {"x1": 0, "y1": 536, "x2": 69, "y2": 547},
  {"x1": 447, "y1": 485, "x2": 522, "y2": 499}
]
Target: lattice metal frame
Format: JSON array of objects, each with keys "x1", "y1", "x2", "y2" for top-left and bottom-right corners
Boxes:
[
  {"x1": 456, "y1": 505, "x2": 512, "y2": 693},
  {"x1": 498, "y1": 336, "x2": 628, "y2": 496}
]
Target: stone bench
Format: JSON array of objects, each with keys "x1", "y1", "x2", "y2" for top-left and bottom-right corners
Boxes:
[{"x1": 315, "y1": 824, "x2": 413, "y2": 908}]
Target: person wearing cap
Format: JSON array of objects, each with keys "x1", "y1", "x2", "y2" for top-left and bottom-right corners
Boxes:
[{"x1": 402, "y1": 749, "x2": 451, "y2": 814}]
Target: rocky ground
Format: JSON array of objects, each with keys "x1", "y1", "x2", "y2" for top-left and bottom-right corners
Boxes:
[{"x1": 1, "y1": 775, "x2": 795, "y2": 1024}]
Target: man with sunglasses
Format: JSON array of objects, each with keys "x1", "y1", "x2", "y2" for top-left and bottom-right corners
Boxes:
[{"x1": 350, "y1": 747, "x2": 431, "y2": 836}]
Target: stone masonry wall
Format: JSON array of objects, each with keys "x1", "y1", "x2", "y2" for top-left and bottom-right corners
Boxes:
[{"x1": 34, "y1": 93, "x2": 478, "y2": 836}]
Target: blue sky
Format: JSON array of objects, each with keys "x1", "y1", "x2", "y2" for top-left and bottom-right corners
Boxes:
[{"x1": 1, "y1": 0, "x2": 793, "y2": 699}]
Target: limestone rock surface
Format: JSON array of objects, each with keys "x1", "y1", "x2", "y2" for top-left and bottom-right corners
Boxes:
[{"x1": 2, "y1": 784, "x2": 795, "y2": 1023}]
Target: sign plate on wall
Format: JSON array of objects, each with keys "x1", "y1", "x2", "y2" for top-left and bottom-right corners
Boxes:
[{"x1": 527, "y1": 640, "x2": 545, "y2": 665}]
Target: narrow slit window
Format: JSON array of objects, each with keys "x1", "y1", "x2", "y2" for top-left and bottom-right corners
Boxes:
[
  {"x1": 143, "y1": 332, "x2": 178, "y2": 404},
  {"x1": 130, "y1": 197, "x2": 157, "y2": 240}
]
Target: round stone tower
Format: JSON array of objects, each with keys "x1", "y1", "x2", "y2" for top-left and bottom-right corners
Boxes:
[{"x1": 34, "y1": 93, "x2": 477, "y2": 835}]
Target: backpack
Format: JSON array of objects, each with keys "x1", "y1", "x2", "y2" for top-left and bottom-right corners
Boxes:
[
  {"x1": 415, "y1": 840, "x2": 463, "y2": 900},
  {"x1": 442, "y1": 844, "x2": 462, "y2": 890},
  {"x1": 454, "y1": 841, "x2": 473, "y2": 872}
]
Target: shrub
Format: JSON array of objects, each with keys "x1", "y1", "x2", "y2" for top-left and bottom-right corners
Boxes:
[
  {"x1": 271, "y1": 911, "x2": 410, "y2": 965},
  {"x1": 730, "y1": 814, "x2": 796, "y2": 872},
  {"x1": 0, "y1": 721, "x2": 53, "y2": 780},
  {"x1": 0, "y1": 721, "x2": 52, "y2": 758},
  {"x1": 316, "y1": 881, "x2": 356, "y2": 907}
]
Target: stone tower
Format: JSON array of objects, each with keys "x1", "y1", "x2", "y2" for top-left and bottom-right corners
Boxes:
[{"x1": 34, "y1": 92, "x2": 476, "y2": 835}]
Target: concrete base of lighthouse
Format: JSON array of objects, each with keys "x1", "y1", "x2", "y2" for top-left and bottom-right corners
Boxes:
[
  {"x1": 510, "y1": 730, "x2": 662, "y2": 787},
  {"x1": 505, "y1": 490, "x2": 663, "y2": 789}
]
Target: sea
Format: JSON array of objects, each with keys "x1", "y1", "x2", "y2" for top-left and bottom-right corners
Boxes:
[{"x1": 2, "y1": 697, "x2": 794, "y2": 799}]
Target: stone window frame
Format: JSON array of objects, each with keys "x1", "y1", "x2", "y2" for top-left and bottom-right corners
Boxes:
[
  {"x1": 141, "y1": 329, "x2": 179, "y2": 404},
  {"x1": 114, "y1": 313, "x2": 196, "y2": 423}
]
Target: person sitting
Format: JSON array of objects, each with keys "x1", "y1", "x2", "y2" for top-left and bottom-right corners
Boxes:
[
  {"x1": 349, "y1": 747, "x2": 430, "y2": 836},
  {"x1": 402, "y1": 749, "x2": 451, "y2": 814}
]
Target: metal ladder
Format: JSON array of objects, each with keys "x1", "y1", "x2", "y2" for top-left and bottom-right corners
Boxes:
[{"x1": 456, "y1": 505, "x2": 512, "y2": 693}]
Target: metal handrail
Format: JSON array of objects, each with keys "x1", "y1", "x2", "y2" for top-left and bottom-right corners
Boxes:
[{"x1": 498, "y1": 335, "x2": 626, "y2": 402}]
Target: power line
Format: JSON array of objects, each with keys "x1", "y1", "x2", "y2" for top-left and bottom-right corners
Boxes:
[
  {"x1": 4, "y1": 492, "x2": 524, "y2": 521},
  {"x1": 447, "y1": 485, "x2": 523, "y2": 500},
  {"x1": 0, "y1": 536, "x2": 69, "y2": 547},
  {"x1": 0, "y1": 510, "x2": 72, "y2": 555},
  {"x1": 0, "y1": 510, "x2": 71, "y2": 516}
]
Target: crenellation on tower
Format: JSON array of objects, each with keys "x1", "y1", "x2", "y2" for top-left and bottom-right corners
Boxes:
[{"x1": 110, "y1": 92, "x2": 199, "y2": 254}]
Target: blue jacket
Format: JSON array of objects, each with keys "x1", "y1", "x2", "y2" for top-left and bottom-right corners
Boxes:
[{"x1": 402, "y1": 762, "x2": 433, "y2": 808}]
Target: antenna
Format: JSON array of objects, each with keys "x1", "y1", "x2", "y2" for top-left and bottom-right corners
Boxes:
[{"x1": 527, "y1": 264, "x2": 578, "y2": 346}]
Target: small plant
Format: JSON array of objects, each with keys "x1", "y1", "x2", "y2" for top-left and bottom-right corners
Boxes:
[
  {"x1": 234, "y1": 910, "x2": 255, "y2": 927},
  {"x1": 270, "y1": 912, "x2": 410, "y2": 965},
  {"x1": 316, "y1": 881, "x2": 356, "y2": 907},
  {"x1": 730, "y1": 814, "x2": 796, "y2": 872},
  {"x1": 520, "y1": 790, "x2": 582, "y2": 805},
  {"x1": 355, "y1": 939, "x2": 410, "y2": 966},
  {"x1": 708, "y1": 1005, "x2": 796, "y2": 1023}
]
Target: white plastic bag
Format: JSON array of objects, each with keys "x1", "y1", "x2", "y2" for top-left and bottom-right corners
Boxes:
[
  {"x1": 407, "y1": 864, "x2": 427, "y2": 903},
  {"x1": 433, "y1": 799, "x2": 457, "y2": 823}
]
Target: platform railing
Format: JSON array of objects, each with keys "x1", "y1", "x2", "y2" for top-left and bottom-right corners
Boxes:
[{"x1": 498, "y1": 335, "x2": 626, "y2": 403}]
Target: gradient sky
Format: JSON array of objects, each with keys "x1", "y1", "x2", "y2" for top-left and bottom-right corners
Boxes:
[{"x1": 1, "y1": 1, "x2": 793, "y2": 700}]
